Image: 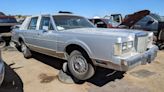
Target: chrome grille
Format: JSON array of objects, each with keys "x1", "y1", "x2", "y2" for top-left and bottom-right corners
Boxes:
[{"x1": 135, "y1": 33, "x2": 148, "y2": 53}]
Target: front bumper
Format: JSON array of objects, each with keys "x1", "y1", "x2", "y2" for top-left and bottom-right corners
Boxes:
[
  {"x1": 0, "y1": 60, "x2": 5, "y2": 86},
  {"x1": 120, "y1": 45, "x2": 158, "y2": 71},
  {"x1": 94, "y1": 45, "x2": 158, "y2": 71}
]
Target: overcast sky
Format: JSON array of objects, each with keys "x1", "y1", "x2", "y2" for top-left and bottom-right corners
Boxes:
[{"x1": 0, "y1": 0, "x2": 163, "y2": 17}]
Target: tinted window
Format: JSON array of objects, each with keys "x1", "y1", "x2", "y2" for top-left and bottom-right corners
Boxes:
[
  {"x1": 28, "y1": 17, "x2": 38, "y2": 30},
  {"x1": 150, "y1": 13, "x2": 162, "y2": 21},
  {"x1": 40, "y1": 17, "x2": 54, "y2": 30},
  {"x1": 138, "y1": 16, "x2": 152, "y2": 23},
  {"x1": 0, "y1": 18, "x2": 17, "y2": 23}
]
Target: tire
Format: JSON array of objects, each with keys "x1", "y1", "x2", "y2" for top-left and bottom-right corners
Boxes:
[
  {"x1": 0, "y1": 40, "x2": 6, "y2": 48},
  {"x1": 68, "y1": 50, "x2": 95, "y2": 81},
  {"x1": 159, "y1": 44, "x2": 164, "y2": 50},
  {"x1": 21, "y1": 41, "x2": 32, "y2": 58}
]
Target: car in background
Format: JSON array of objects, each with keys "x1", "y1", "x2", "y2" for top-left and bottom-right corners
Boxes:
[
  {"x1": 122, "y1": 10, "x2": 164, "y2": 49},
  {"x1": 104, "y1": 14, "x2": 123, "y2": 24},
  {"x1": 97, "y1": 10, "x2": 164, "y2": 49},
  {"x1": 12, "y1": 12, "x2": 158, "y2": 81},
  {"x1": 89, "y1": 18, "x2": 120, "y2": 28},
  {"x1": 0, "y1": 12, "x2": 18, "y2": 47}
]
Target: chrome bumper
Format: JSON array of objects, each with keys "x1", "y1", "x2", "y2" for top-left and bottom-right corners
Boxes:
[
  {"x1": 94, "y1": 45, "x2": 158, "y2": 71},
  {"x1": 0, "y1": 60, "x2": 5, "y2": 86},
  {"x1": 118, "y1": 45, "x2": 158, "y2": 71}
]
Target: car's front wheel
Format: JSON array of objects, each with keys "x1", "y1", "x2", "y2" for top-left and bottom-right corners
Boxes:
[
  {"x1": 68, "y1": 50, "x2": 95, "y2": 81},
  {"x1": 21, "y1": 41, "x2": 32, "y2": 58}
]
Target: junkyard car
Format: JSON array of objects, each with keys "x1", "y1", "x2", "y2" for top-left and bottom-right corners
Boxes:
[
  {"x1": 121, "y1": 10, "x2": 164, "y2": 49},
  {"x1": 11, "y1": 12, "x2": 158, "y2": 81},
  {"x1": 0, "y1": 12, "x2": 18, "y2": 47}
]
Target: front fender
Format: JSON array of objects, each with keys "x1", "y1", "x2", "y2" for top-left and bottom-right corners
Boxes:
[
  {"x1": 65, "y1": 39, "x2": 93, "y2": 58},
  {"x1": 17, "y1": 34, "x2": 26, "y2": 45}
]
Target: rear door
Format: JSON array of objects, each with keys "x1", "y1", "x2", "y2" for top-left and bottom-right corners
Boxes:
[{"x1": 23, "y1": 17, "x2": 39, "y2": 45}]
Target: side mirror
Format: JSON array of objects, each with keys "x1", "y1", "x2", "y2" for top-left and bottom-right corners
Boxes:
[
  {"x1": 147, "y1": 20, "x2": 154, "y2": 25},
  {"x1": 42, "y1": 26, "x2": 49, "y2": 31}
]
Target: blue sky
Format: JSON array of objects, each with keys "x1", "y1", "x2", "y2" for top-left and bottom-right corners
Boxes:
[{"x1": 0, "y1": 0, "x2": 163, "y2": 17}]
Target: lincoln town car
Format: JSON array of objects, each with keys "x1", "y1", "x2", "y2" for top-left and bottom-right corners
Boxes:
[{"x1": 11, "y1": 12, "x2": 158, "y2": 81}]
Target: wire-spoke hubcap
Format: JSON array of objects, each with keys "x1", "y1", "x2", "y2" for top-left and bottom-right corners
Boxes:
[{"x1": 72, "y1": 55, "x2": 88, "y2": 74}]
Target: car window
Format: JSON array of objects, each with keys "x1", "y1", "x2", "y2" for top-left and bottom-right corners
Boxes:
[
  {"x1": 53, "y1": 15, "x2": 94, "y2": 31},
  {"x1": 139, "y1": 16, "x2": 152, "y2": 23},
  {"x1": 94, "y1": 19, "x2": 105, "y2": 24},
  {"x1": 28, "y1": 17, "x2": 38, "y2": 30},
  {"x1": 0, "y1": 18, "x2": 17, "y2": 23},
  {"x1": 112, "y1": 15, "x2": 121, "y2": 23},
  {"x1": 150, "y1": 13, "x2": 162, "y2": 22},
  {"x1": 40, "y1": 17, "x2": 54, "y2": 30}
]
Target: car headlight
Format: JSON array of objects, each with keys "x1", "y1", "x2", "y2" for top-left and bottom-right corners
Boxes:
[
  {"x1": 114, "y1": 43, "x2": 122, "y2": 55},
  {"x1": 114, "y1": 41, "x2": 133, "y2": 56}
]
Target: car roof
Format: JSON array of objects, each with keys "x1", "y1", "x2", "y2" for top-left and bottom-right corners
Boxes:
[{"x1": 29, "y1": 13, "x2": 83, "y2": 18}]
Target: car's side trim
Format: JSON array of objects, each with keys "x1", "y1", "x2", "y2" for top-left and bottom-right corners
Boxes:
[
  {"x1": 24, "y1": 37, "x2": 65, "y2": 44},
  {"x1": 26, "y1": 43, "x2": 66, "y2": 60}
]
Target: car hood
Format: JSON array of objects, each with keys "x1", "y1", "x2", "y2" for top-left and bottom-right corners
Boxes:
[
  {"x1": 63, "y1": 28, "x2": 146, "y2": 37},
  {"x1": 120, "y1": 10, "x2": 150, "y2": 28}
]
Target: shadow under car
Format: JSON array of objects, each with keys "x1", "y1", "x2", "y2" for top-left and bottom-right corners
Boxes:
[{"x1": 32, "y1": 51, "x2": 125, "y2": 87}]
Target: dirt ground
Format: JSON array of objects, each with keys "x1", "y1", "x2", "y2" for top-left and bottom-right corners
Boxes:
[{"x1": 0, "y1": 47, "x2": 164, "y2": 92}]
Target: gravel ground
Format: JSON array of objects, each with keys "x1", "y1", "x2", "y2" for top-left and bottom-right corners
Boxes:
[{"x1": 0, "y1": 47, "x2": 164, "y2": 92}]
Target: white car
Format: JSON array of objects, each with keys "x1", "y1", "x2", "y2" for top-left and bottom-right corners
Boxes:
[{"x1": 12, "y1": 12, "x2": 158, "y2": 81}]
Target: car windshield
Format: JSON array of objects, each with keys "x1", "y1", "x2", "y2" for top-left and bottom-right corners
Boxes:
[
  {"x1": 53, "y1": 15, "x2": 94, "y2": 31},
  {"x1": 160, "y1": 16, "x2": 164, "y2": 22},
  {"x1": 150, "y1": 13, "x2": 163, "y2": 22}
]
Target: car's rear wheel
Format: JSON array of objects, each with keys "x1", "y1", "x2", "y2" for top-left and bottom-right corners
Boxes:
[
  {"x1": 68, "y1": 50, "x2": 95, "y2": 81},
  {"x1": 21, "y1": 41, "x2": 32, "y2": 58},
  {"x1": 0, "y1": 40, "x2": 6, "y2": 48}
]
